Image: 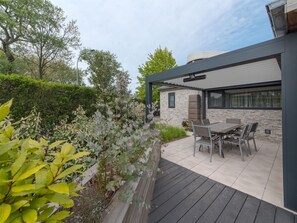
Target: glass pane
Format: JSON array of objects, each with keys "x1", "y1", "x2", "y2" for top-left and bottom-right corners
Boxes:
[
  {"x1": 225, "y1": 89, "x2": 281, "y2": 109},
  {"x1": 210, "y1": 92, "x2": 223, "y2": 107}
]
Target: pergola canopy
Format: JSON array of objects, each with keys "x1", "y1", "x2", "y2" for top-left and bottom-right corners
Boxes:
[{"x1": 159, "y1": 58, "x2": 281, "y2": 90}]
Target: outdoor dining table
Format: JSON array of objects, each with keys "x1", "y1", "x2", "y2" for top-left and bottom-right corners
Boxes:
[{"x1": 208, "y1": 122, "x2": 242, "y2": 158}]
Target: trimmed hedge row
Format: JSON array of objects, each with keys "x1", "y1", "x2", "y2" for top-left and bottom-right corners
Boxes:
[{"x1": 0, "y1": 74, "x2": 97, "y2": 129}]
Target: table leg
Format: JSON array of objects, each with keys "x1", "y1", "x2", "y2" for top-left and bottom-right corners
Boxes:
[{"x1": 219, "y1": 135, "x2": 225, "y2": 158}]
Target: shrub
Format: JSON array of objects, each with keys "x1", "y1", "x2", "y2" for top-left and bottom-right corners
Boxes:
[
  {"x1": 0, "y1": 100, "x2": 89, "y2": 223},
  {"x1": 156, "y1": 124, "x2": 187, "y2": 143},
  {"x1": 0, "y1": 74, "x2": 97, "y2": 131},
  {"x1": 52, "y1": 96, "x2": 159, "y2": 197}
]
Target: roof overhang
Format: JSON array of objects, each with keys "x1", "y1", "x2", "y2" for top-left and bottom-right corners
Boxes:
[
  {"x1": 146, "y1": 37, "x2": 285, "y2": 91},
  {"x1": 266, "y1": 0, "x2": 297, "y2": 37}
]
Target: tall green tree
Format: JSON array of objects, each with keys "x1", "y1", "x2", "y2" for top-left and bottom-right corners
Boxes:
[
  {"x1": 0, "y1": 0, "x2": 44, "y2": 72},
  {"x1": 80, "y1": 49, "x2": 126, "y2": 95},
  {"x1": 16, "y1": 1, "x2": 80, "y2": 79},
  {"x1": 44, "y1": 60, "x2": 85, "y2": 85},
  {"x1": 136, "y1": 47, "x2": 177, "y2": 104}
]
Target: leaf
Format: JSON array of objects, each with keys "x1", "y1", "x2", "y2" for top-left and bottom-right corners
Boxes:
[
  {"x1": 37, "y1": 206, "x2": 55, "y2": 222},
  {"x1": 14, "y1": 164, "x2": 46, "y2": 181},
  {"x1": 46, "y1": 210, "x2": 70, "y2": 221},
  {"x1": 39, "y1": 138, "x2": 48, "y2": 147},
  {"x1": 60, "y1": 143, "x2": 75, "y2": 157},
  {"x1": 11, "y1": 184, "x2": 36, "y2": 193},
  {"x1": 30, "y1": 197, "x2": 47, "y2": 209},
  {"x1": 0, "y1": 99, "x2": 12, "y2": 122},
  {"x1": 11, "y1": 151, "x2": 27, "y2": 176},
  {"x1": 48, "y1": 182, "x2": 69, "y2": 195},
  {"x1": 0, "y1": 204, "x2": 11, "y2": 223},
  {"x1": 35, "y1": 169, "x2": 52, "y2": 186},
  {"x1": 21, "y1": 139, "x2": 41, "y2": 150},
  {"x1": 45, "y1": 193, "x2": 74, "y2": 208},
  {"x1": 22, "y1": 209, "x2": 37, "y2": 223},
  {"x1": 55, "y1": 164, "x2": 83, "y2": 180},
  {"x1": 11, "y1": 200, "x2": 29, "y2": 213},
  {"x1": 0, "y1": 140, "x2": 18, "y2": 156},
  {"x1": 49, "y1": 140, "x2": 65, "y2": 150},
  {"x1": 0, "y1": 169, "x2": 9, "y2": 185},
  {"x1": 64, "y1": 151, "x2": 90, "y2": 162}
]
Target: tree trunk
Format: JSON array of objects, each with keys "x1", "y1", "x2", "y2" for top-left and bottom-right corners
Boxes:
[{"x1": 1, "y1": 41, "x2": 15, "y2": 74}]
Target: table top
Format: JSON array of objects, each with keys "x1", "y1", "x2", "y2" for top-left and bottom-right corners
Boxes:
[{"x1": 208, "y1": 122, "x2": 242, "y2": 134}]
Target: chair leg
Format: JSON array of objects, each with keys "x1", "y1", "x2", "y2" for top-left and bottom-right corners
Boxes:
[
  {"x1": 210, "y1": 146, "x2": 213, "y2": 162},
  {"x1": 193, "y1": 139, "x2": 196, "y2": 156},
  {"x1": 247, "y1": 140, "x2": 252, "y2": 155},
  {"x1": 239, "y1": 143, "x2": 244, "y2": 161},
  {"x1": 253, "y1": 138, "x2": 258, "y2": 152}
]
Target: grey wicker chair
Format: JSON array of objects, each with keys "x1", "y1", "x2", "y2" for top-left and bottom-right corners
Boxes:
[
  {"x1": 223, "y1": 124, "x2": 251, "y2": 161},
  {"x1": 246, "y1": 122, "x2": 259, "y2": 152},
  {"x1": 202, "y1": 119, "x2": 210, "y2": 125},
  {"x1": 192, "y1": 124, "x2": 218, "y2": 162}
]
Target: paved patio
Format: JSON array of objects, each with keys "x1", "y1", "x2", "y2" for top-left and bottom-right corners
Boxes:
[{"x1": 161, "y1": 136, "x2": 284, "y2": 209}]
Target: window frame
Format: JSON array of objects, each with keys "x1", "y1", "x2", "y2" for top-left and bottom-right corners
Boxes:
[
  {"x1": 168, "y1": 92, "x2": 175, "y2": 108},
  {"x1": 208, "y1": 86, "x2": 281, "y2": 110}
]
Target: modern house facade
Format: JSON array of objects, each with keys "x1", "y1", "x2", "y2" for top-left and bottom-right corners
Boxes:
[
  {"x1": 146, "y1": 0, "x2": 297, "y2": 212},
  {"x1": 159, "y1": 52, "x2": 282, "y2": 142}
]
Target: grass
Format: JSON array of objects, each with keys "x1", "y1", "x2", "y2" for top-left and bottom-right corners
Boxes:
[{"x1": 156, "y1": 123, "x2": 187, "y2": 143}]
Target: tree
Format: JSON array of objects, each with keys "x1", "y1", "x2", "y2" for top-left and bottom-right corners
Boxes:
[
  {"x1": 136, "y1": 47, "x2": 177, "y2": 104},
  {"x1": 80, "y1": 49, "x2": 126, "y2": 94},
  {"x1": 43, "y1": 60, "x2": 85, "y2": 85},
  {"x1": 0, "y1": 0, "x2": 43, "y2": 72},
  {"x1": 16, "y1": 1, "x2": 80, "y2": 79}
]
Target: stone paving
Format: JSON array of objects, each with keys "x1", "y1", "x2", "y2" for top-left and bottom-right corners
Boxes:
[{"x1": 161, "y1": 135, "x2": 284, "y2": 209}]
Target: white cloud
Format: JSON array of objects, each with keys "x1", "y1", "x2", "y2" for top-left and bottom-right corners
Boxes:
[{"x1": 50, "y1": 0, "x2": 273, "y2": 92}]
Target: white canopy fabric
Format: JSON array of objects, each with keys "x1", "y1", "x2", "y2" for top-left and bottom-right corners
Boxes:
[{"x1": 160, "y1": 58, "x2": 281, "y2": 90}]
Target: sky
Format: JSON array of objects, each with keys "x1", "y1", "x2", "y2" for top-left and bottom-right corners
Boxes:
[{"x1": 50, "y1": 0, "x2": 274, "y2": 92}]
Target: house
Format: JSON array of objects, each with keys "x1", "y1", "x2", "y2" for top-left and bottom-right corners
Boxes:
[
  {"x1": 146, "y1": 0, "x2": 297, "y2": 212},
  {"x1": 158, "y1": 51, "x2": 282, "y2": 143}
]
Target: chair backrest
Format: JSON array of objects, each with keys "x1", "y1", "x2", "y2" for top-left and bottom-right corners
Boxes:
[
  {"x1": 191, "y1": 120, "x2": 202, "y2": 126},
  {"x1": 250, "y1": 122, "x2": 258, "y2": 133},
  {"x1": 202, "y1": 119, "x2": 210, "y2": 125},
  {"x1": 226, "y1": 118, "x2": 241, "y2": 124},
  {"x1": 195, "y1": 126, "x2": 211, "y2": 138},
  {"x1": 240, "y1": 124, "x2": 251, "y2": 140}
]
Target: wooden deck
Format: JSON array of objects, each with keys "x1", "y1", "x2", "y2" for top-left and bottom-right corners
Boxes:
[{"x1": 148, "y1": 158, "x2": 297, "y2": 223}]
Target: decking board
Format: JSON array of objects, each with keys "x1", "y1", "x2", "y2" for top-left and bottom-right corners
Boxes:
[{"x1": 148, "y1": 159, "x2": 297, "y2": 223}]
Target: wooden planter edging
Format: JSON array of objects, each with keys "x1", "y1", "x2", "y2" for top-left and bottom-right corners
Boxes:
[{"x1": 102, "y1": 142, "x2": 161, "y2": 223}]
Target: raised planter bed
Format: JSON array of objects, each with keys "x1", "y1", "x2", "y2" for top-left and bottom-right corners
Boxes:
[{"x1": 102, "y1": 142, "x2": 161, "y2": 223}]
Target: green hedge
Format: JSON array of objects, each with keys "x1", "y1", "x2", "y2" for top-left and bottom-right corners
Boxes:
[{"x1": 0, "y1": 74, "x2": 97, "y2": 129}]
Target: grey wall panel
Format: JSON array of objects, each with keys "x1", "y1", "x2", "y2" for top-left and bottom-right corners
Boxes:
[{"x1": 282, "y1": 32, "x2": 297, "y2": 211}]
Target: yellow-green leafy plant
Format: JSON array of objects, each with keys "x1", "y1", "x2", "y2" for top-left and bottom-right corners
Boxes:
[{"x1": 0, "y1": 100, "x2": 89, "y2": 223}]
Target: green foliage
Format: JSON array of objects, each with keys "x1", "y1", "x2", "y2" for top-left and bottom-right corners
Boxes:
[
  {"x1": 52, "y1": 94, "x2": 159, "y2": 197},
  {"x1": 0, "y1": 74, "x2": 96, "y2": 131},
  {"x1": 0, "y1": 0, "x2": 80, "y2": 77},
  {"x1": 156, "y1": 123, "x2": 187, "y2": 143},
  {"x1": 80, "y1": 49, "x2": 128, "y2": 96},
  {"x1": 43, "y1": 61, "x2": 85, "y2": 85},
  {"x1": 0, "y1": 100, "x2": 89, "y2": 223},
  {"x1": 136, "y1": 47, "x2": 178, "y2": 104}
]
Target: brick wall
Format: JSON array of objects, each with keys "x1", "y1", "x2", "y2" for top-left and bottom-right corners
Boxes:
[
  {"x1": 206, "y1": 107, "x2": 282, "y2": 143},
  {"x1": 160, "y1": 88, "x2": 200, "y2": 126}
]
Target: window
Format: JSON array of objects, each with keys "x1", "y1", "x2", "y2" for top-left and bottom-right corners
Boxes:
[
  {"x1": 168, "y1": 92, "x2": 175, "y2": 108},
  {"x1": 209, "y1": 91, "x2": 223, "y2": 108},
  {"x1": 208, "y1": 86, "x2": 281, "y2": 109}
]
